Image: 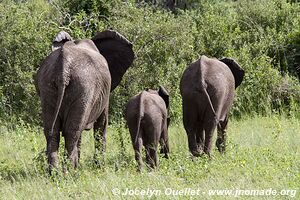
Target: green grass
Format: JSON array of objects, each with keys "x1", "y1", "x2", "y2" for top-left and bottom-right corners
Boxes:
[{"x1": 0, "y1": 116, "x2": 299, "y2": 199}]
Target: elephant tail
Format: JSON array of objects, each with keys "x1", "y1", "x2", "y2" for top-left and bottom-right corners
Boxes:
[
  {"x1": 50, "y1": 48, "x2": 71, "y2": 136},
  {"x1": 50, "y1": 85, "x2": 66, "y2": 136},
  {"x1": 202, "y1": 83, "x2": 216, "y2": 116},
  {"x1": 197, "y1": 57, "x2": 217, "y2": 117},
  {"x1": 134, "y1": 91, "x2": 145, "y2": 146}
]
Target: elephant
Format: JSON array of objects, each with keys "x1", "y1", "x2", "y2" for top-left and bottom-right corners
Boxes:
[
  {"x1": 124, "y1": 86, "x2": 170, "y2": 171},
  {"x1": 35, "y1": 30, "x2": 134, "y2": 171},
  {"x1": 180, "y1": 55, "x2": 244, "y2": 157},
  {"x1": 165, "y1": 0, "x2": 176, "y2": 11}
]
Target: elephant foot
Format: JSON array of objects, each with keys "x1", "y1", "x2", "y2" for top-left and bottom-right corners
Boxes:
[
  {"x1": 216, "y1": 138, "x2": 226, "y2": 153},
  {"x1": 137, "y1": 164, "x2": 144, "y2": 173},
  {"x1": 191, "y1": 150, "x2": 203, "y2": 157},
  {"x1": 93, "y1": 156, "x2": 105, "y2": 169},
  {"x1": 63, "y1": 166, "x2": 69, "y2": 176},
  {"x1": 48, "y1": 165, "x2": 54, "y2": 176},
  {"x1": 190, "y1": 145, "x2": 204, "y2": 157},
  {"x1": 163, "y1": 154, "x2": 169, "y2": 159},
  {"x1": 48, "y1": 160, "x2": 59, "y2": 176}
]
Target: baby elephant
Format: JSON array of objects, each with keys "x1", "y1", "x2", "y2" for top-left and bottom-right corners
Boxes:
[{"x1": 125, "y1": 86, "x2": 170, "y2": 171}]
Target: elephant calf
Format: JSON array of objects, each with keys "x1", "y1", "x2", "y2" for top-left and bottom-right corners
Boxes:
[
  {"x1": 180, "y1": 55, "x2": 245, "y2": 157},
  {"x1": 125, "y1": 86, "x2": 170, "y2": 171}
]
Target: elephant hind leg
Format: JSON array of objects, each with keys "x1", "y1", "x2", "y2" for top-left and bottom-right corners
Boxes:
[
  {"x1": 45, "y1": 127, "x2": 60, "y2": 173},
  {"x1": 216, "y1": 115, "x2": 229, "y2": 153},
  {"x1": 160, "y1": 138, "x2": 169, "y2": 159},
  {"x1": 204, "y1": 117, "x2": 218, "y2": 157},
  {"x1": 64, "y1": 130, "x2": 81, "y2": 168},
  {"x1": 145, "y1": 145, "x2": 158, "y2": 169},
  {"x1": 77, "y1": 135, "x2": 82, "y2": 163},
  {"x1": 42, "y1": 107, "x2": 61, "y2": 173},
  {"x1": 127, "y1": 117, "x2": 144, "y2": 172},
  {"x1": 134, "y1": 137, "x2": 143, "y2": 172},
  {"x1": 183, "y1": 100, "x2": 202, "y2": 157},
  {"x1": 160, "y1": 123, "x2": 169, "y2": 159},
  {"x1": 93, "y1": 107, "x2": 108, "y2": 167},
  {"x1": 196, "y1": 126, "x2": 205, "y2": 154}
]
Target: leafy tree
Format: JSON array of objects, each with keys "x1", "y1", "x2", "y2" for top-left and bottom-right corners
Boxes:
[{"x1": 0, "y1": 0, "x2": 299, "y2": 125}]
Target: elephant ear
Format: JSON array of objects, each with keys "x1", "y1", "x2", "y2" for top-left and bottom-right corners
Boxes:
[
  {"x1": 158, "y1": 86, "x2": 170, "y2": 109},
  {"x1": 92, "y1": 30, "x2": 135, "y2": 91},
  {"x1": 52, "y1": 31, "x2": 73, "y2": 51},
  {"x1": 219, "y1": 57, "x2": 245, "y2": 88}
]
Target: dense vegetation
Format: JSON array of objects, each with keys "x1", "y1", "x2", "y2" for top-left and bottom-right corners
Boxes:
[{"x1": 0, "y1": 0, "x2": 299, "y2": 125}]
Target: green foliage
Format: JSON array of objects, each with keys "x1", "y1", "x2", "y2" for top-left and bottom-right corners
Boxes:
[
  {"x1": 108, "y1": 5, "x2": 198, "y2": 121},
  {"x1": 108, "y1": 0, "x2": 300, "y2": 121},
  {"x1": 286, "y1": 30, "x2": 300, "y2": 79},
  {"x1": 0, "y1": 0, "x2": 299, "y2": 125},
  {"x1": 0, "y1": 0, "x2": 59, "y2": 123},
  {"x1": 186, "y1": 0, "x2": 300, "y2": 117},
  {"x1": 62, "y1": 0, "x2": 111, "y2": 16}
]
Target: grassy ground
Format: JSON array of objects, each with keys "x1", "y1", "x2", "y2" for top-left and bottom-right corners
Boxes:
[{"x1": 0, "y1": 115, "x2": 299, "y2": 199}]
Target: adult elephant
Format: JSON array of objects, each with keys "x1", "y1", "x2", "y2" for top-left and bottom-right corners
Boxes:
[
  {"x1": 35, "y1": 30, "x2": 134, "y2": 171},
  {"x1": 180, "y1": 55, "x2": 244, "y2": 157}
]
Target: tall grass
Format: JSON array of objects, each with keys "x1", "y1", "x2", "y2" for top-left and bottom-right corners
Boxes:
[{"x1": 0, "y1": 116, "x2": 299, "y2": 199}]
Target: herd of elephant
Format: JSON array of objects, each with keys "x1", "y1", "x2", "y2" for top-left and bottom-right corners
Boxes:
[{"x1": 35, "y1": 30, "x2": 245, "y2": 172}]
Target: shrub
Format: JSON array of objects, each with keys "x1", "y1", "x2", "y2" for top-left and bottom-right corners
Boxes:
[
  {"x1": 0, "y1": 0, "x2": 299, "y2": 126},
  {"x1": 0, "y1": 0, "x2": 60, "y2": 123}
]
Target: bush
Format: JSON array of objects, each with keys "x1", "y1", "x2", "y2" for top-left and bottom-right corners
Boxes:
[
  {"x1": 0, "y1": 0, "x2": 299, "y2": 126},
  {"x1": 107, "y1": 4, "x2": 198, "y2": 122},
  {"x1": 286, "y1": 31, "x2": 300, "y2": 79},
  {"x1": 0, "y1": 0, "x2": 60, "y2": 123}
]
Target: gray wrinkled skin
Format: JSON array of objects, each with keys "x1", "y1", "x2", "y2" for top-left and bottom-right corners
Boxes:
[
  {"x1": 37, "y1": 40, "x2": 111, "y2": 171},
  {"x1": 180, "y1": 55, "x2": 244, "y2": 157},
  {"x1": 36, "y1": 30, "x2": 134, "y2": 172},
  {"x1": 125, "y1": 87, "x2": 170, "y2": 171}
]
